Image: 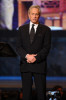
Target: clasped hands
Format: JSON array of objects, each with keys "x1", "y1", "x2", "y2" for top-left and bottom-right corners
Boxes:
[{"x1": 26, "y1": 54, "x2": 37, "y2": 63}]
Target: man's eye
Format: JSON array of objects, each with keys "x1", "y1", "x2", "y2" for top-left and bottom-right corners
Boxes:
[
  {"x1": 36, "y1": 14, "x2": 39, "y2": 15},
  {"x1": 32, "y1": 13, "x2": 39, "y2": 15},
  {"x1": 32, "y1": 13, "x2": 34, "y2": 15}
]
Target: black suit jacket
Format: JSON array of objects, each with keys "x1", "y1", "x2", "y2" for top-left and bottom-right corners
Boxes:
[{"x1": 16, "y1": 24, "x2": 51, "y2": 73}]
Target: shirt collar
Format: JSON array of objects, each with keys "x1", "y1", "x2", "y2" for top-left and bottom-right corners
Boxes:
[
  {"x1": 29, "y1": 21, "x2": 38, "y2": 33},
  {"x1": 30, "y1": 21, "x2": 38, "y2": 27}
]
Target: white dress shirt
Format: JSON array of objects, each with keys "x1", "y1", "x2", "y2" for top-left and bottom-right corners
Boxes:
[{"x1": 29, "y1": 21, "x2": 38, "y2": 34}]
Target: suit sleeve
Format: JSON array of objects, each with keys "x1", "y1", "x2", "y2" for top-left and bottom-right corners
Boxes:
[
  {"x1": 35, "y1": 27, "x2": 51, "y2": 63},
  {"x1": 16, "y1": 27, "x2": 27, "y2": 60}
]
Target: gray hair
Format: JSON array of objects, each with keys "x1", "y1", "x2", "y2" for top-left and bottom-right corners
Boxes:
[{"x1": 28, "y1": 5, "x2": 41, "y2": 16}]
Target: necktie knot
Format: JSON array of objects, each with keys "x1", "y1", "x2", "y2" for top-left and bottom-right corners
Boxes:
[
  {"x1": 31, "y1": 24, "x2": 35, "y2": 33},
  {"x1": 32, "y1": 24, "x2": 34, "y2": 27},
  {"x1": 31, "y1": 24, "x2": 35, "y2": 31}
]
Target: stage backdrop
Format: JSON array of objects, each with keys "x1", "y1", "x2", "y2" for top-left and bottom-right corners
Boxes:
[{"x1": 0, "y1": 0, "x2": 66, "y2": 30}]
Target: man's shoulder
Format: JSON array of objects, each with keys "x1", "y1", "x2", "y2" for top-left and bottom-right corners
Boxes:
[
  {"x1": 19, "y1": 24, "x2": 29, "y2": 30},
  {"x1": 39, "y1": 24, "x2": 51, "y2": 30}
]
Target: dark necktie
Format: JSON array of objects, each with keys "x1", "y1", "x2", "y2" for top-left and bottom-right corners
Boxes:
[{"x1": 30, "y1": 24, "x2": 35, "y2": 43}]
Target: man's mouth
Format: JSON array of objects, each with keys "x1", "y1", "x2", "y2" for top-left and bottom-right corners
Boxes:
[{"x1": 33, "y1": 19, "x2": 36, "y2": 20}]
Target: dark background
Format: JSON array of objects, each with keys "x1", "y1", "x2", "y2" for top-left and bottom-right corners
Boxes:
[{"x1": 0, "y1": 30, "x2": 66, "y2": 77}]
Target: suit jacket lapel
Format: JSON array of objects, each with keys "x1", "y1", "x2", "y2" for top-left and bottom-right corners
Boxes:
[{"x1": 24, "y1": 24, "x2": 31, "y2": 45}]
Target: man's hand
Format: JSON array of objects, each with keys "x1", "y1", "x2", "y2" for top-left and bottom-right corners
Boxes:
[{"x1": 26, "y1": 54, "x2": 37, "y2": 63}]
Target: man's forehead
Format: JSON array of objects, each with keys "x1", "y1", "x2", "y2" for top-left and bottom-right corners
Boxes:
[
  {"x1": 30, "y1": 7, "x2": 38, "y2": 11},
  {"x1": 30, "y1": 8, "x2": 39, "y2": 13}
]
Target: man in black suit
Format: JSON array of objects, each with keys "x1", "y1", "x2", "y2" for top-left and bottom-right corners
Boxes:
[{"x1": 16, "y1": 5, "x2": 51, "y2": 100}]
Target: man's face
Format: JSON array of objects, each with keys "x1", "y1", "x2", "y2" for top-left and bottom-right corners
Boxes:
[{"x1": 28, "y1": 8, "x2": 40, "y2": 24}]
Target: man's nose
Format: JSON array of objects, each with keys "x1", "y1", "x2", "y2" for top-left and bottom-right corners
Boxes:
[{"x1": 34, "y1": 14, "x2": 36, "y2": 17}]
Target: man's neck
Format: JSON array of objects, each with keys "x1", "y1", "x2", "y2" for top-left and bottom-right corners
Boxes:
[{"x1": 30, "y1": 21, "x2": 39, "y2": 25}]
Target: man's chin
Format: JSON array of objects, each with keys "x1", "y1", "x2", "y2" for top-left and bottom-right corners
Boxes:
[{"x1": 32, "y1": 21, "x2": 38, "y2": 24}]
